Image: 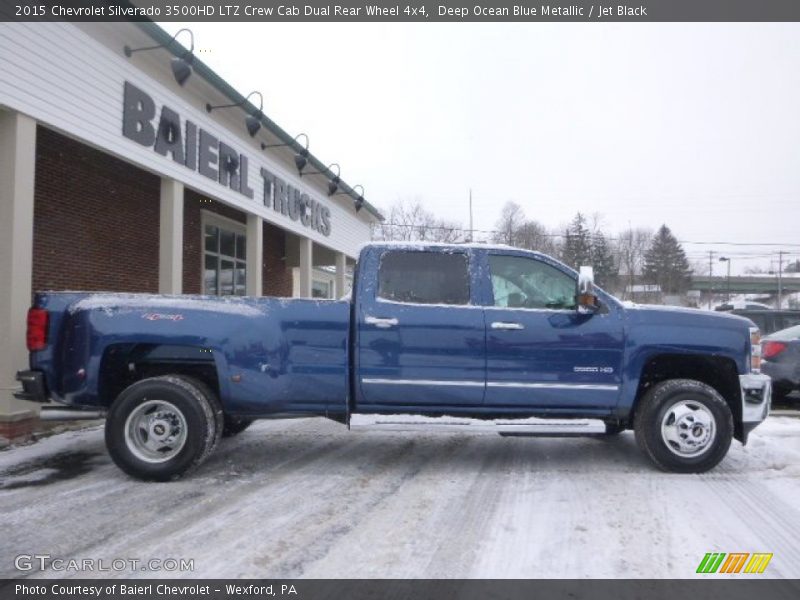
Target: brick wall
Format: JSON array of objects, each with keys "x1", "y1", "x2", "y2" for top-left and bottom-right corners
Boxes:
[
  {"x1": 33, "y1": 127, "x2": 161, "y2": 293},
  {"x1": 262, "y1": 222, "x2": 293, "y2": 297},
  {"x1": 34, "y1": 127, "x2": 294, "y2": 298}
]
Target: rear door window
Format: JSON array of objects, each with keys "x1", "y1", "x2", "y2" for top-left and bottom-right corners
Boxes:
[{"x1": 378, "y1": 251, "x2": 470, "y2": 305}]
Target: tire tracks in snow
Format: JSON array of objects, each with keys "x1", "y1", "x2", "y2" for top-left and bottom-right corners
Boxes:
[
  {"x1": 699, "y1": 474, "x2": 800, "y2": 578},
  {"x1": 3, "y1": 418, "x2": 800, "y2": 579}
]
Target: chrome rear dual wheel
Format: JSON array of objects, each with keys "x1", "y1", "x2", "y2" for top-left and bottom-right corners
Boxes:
[
  {"x1": 106, "y1": 376, "x2": 222, "y2": 481},
  {"x1": 124, "y1": 399, "x2": 189, "y2": 464}
]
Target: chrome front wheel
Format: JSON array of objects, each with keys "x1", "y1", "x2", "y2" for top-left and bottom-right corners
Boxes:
[{"x1": 660, "y1": 399, "x2": 716, "y2": 458}]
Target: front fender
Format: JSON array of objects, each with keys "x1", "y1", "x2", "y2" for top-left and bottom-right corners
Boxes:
[{"x1": 617, "y1": 309, "x2": 751, "y2": 416}]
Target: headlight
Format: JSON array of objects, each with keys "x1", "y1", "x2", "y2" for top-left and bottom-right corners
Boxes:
[{"x1": 750, "y1": 326, "x2": 761, "y2": 373}]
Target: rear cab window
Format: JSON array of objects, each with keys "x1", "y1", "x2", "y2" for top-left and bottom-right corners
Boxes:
[{"x1": 377, "y1": 250, "x2": 470, "y2": 305}]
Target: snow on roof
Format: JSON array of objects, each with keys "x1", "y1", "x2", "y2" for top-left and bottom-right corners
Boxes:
[
  {"x1": 359, "y1": 241, "x2": 557, "y2": 262},
  {"x1": 626, "y1": 284, "x2": 661, "y2": 293},
  {"x1": 362, "y1": 240, "x2": 515, "y2": 251},
  {"x1": 727, "y1": 300, "x2": 771, "y2": 310}
]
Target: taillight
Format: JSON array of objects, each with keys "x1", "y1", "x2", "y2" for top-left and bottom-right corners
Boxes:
[
  {"x1": 762, "y1": 341, "x2": 787, "y2": 360},
  {"x1": 26, "y1": 308, "x2": 48, "y2": 351},
  {"x1": 749, "y1": 327, "x2": 761, "y2": 373}
]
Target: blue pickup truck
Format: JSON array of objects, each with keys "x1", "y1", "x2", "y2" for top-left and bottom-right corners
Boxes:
[{"x1": 16, "y1": 242, "x2": 770, "y2": 480}]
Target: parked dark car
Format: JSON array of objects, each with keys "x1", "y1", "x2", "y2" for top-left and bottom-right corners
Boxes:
[
  {"x1": 715, "y1": 302, "x2": 771, "y2": 311},
  {"x1": 762, "y1": 324, "x2": 800, "y2": 402},
  {"x1": 722, "y1": 309, "x2": 800, "y2": 336}
]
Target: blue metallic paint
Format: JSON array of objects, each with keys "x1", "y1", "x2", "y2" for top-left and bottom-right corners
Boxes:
[
  {"x1": 479, "y1": 249, "x2": 625, "y2": 410},
  {"x1": 29, "y1": 243, "x2": 756, "y2": 422},
  {"x1": 33, "y1": 294, "x2": 350, "y2": 415},
  {"x1": 355, "y1": 247, "x2": 486, "y2": 407}
]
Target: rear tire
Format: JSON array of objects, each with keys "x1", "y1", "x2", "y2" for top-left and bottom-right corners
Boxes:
[
  {"x1": 634, "y1": 379, "x2": 733, "y2": 473},
  {"x1": 105, "y1": 375, "x2": 222, "y2": 481}
]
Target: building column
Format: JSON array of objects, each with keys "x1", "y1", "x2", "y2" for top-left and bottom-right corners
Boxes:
[
  {"x1": 0, "y1": 111, "x2": 38, "y2": 440},
  {"x1": 335, "y1": 253, "x2": 347, "y2": 299},
  {"x1": 246, "y1": 214, "x2": 263, "y2": 297},
  {"x1": 298, "y1": 237, "x2": 313, "y2": 298},
  {"x1": 158, "y1": 178, "x2": 184, "y2": 294}
]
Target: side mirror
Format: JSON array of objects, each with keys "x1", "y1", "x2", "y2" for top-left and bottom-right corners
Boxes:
[{"x1": 576, "y1": 266, "x2": 599, "y2": 313}]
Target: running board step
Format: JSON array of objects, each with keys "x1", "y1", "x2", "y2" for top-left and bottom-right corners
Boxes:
[
  {"x1": 350, "y1": 414, "x2": 607, "y2": 436},
  {"x1": 39, "y1": 406, "x2": 106, "y2": 421}
]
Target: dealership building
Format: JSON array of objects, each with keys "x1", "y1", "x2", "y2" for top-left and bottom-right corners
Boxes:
[{"x1": 0, "y1": 20, "x2": 382, "y2": 442}]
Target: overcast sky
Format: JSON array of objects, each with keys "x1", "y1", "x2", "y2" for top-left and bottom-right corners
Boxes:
[{"x1": 161, "y1": 22, "x2": 799, "y2": 274}]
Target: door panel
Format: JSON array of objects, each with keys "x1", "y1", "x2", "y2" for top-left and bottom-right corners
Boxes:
[
  {"x1": 358, "y1": 302, "x2": 486, "y2": 406},
  {"x1": 356, "y1": 249, "x2": 486, "y2": 407},
  {"x1": 483, "y1": 253, "x2": 624, "y2": 409},
  {"x1": 485, "y1": 308, "x2": 624, "y2": 408}
]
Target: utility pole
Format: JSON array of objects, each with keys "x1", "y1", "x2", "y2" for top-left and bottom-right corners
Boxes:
[
  {"x1": 468, "y1": 188, "x2": 474, "y2": 243},
  {"x1": 778, "y1": 252, "x2": 784, "y2": 309},
  {"x1": 708, "y1": 250, "x2": 715, "y2": 309},
  {"x1": 719, "y1": 256, "x2": 731, "y2": 302}
]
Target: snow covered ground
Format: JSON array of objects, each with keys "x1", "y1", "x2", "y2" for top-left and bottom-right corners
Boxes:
[{"x1": 1, "y1": 416, "x2": 799, "y2": 579}]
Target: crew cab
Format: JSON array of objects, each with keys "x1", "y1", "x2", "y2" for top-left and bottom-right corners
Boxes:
[{"x1": 16, "y1": 242, "x2": 771, "y2": 480}]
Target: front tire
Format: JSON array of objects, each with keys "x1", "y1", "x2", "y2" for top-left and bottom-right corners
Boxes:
[
  {"x1": 634, "y1": 379, "x2": 733, "y2": 473},
  {"x1": 105, "y1": 376, "x2": 222, "y2": 481}
]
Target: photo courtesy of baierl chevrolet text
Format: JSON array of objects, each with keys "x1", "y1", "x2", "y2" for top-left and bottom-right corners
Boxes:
[{"x1": 1, "y1": 0, "x2": 799, "y2": 598}]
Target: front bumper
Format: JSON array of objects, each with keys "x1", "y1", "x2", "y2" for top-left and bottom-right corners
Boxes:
[
  {"x1": 739, "y1": 373, "x2": 771, "y2": 443},
  {"x1": 14, "y1": 370, "x2": 48, "y2": 403}
]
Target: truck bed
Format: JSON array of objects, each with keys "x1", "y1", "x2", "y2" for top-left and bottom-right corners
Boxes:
[{"x1": 31, "y1": 292, "x2": 351, "y2": 416}]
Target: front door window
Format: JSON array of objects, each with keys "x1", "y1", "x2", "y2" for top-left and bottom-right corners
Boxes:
[{"x1": 489, "y1": 255, "x2": 576, "y2": 310}]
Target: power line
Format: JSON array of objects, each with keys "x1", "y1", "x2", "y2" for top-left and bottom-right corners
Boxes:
[{"x1": 376, "y1": 221, "x2": 800, "y2": 248}]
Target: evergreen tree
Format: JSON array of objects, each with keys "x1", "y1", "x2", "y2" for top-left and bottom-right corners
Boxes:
[
  {"x1": 642, "y1": 225, "x2": 693, "y2": 294},
  {"x1": 561, "y1": 213, "x2": 592, "y2": 269},
  {"x1": 591, "y1": 231, "x2": 618, "y2": 290}
]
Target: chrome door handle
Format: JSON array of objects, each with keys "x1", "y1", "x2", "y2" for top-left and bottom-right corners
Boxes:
[
  {"x1": 365, "y1": 315, "x2": 399, "y2": 328},
  {"x1": 491, "y1": 321, "x2": 525, "y2": 330}
]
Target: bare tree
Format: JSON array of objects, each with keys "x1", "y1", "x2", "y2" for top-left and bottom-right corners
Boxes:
[
  {"x1": 516, "y1": 220, "x2": 560, "y2": 256},
  {"x1": 744, "y1": 265, "x2": 768, "y2": 275},
  {"x1": 372, "y1": 199, "x2": 464, "y2": 243},
  {"x1": 615, "y1": 227, "x2": 653, "y2": 299},
  {"x1": 491, "y1": 201, "x2": 561, "y2": 256},
  {"x1": 492, "y1": 201, "x2": 526, "y2": 246}
]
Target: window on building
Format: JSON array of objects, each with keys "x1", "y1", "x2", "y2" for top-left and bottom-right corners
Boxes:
[
  {"x1": 204, "y1": 216, "x2": 246, "y2": 296},
  {"x1": 378, "y1": 251, "x2": 470, "y2": 305},
  {"x1": 312, "y1": 279, "x2": 332, "y2": 299}
]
